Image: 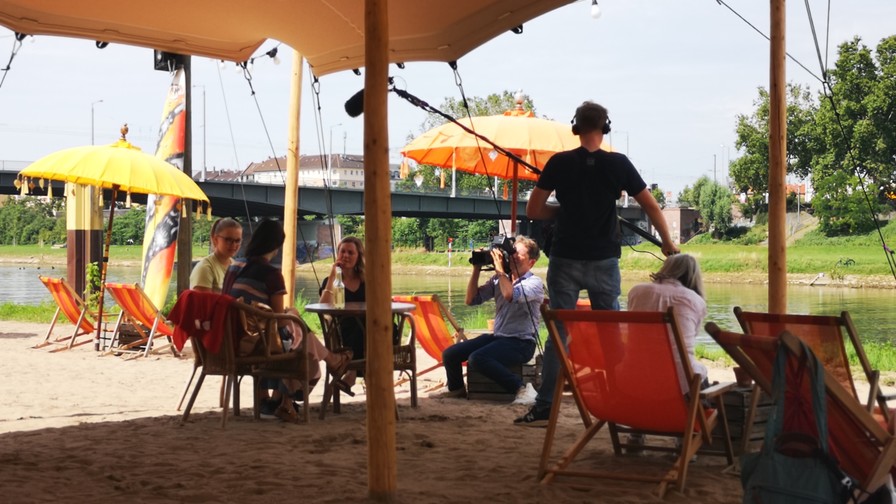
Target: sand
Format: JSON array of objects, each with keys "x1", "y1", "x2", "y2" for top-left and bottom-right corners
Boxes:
[{"x1": 0, "y1": 320, "x2": 745, "y2": 503}]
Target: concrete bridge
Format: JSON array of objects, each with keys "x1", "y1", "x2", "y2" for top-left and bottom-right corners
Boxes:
[{"x1": 0, "y1": 170, "x2": 649, "y2": 236}]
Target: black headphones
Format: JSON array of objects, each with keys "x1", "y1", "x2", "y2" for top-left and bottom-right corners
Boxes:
[{"x1": 570, "y1": 115, "x2": 611, "y2": 135}]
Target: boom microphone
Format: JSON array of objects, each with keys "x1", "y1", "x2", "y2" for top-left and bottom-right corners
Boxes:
[{"x1": 344, "y1": 88, "x2": 365, "y2": 118}]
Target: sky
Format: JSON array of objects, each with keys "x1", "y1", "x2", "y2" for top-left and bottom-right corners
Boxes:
[{"x1": 1, "y1": 0, "x2": 894, "y2": 200}]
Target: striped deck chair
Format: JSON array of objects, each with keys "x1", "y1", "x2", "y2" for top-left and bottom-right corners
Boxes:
[
  {"x1": 104, "y1": 282, "x2": 175, "y2": 358},
  {"x1": 35, "y1": 276, "x2": 111, "y2": 351},
  {"x1": 391, "y1": 294, "x2": 465, "y2": 388},
  {"x1": 539, "y1": 307, "x2": 735, "y2": 498},
  {"x1": 734, "y1": 307, "x2": 892, "y2": 429},
  {"x1": 706, "y1": 323, "x2": 896, "y2": 500}
]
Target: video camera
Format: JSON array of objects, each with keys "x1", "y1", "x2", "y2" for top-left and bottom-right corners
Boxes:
[{"x1": 469, "y1": 235, "x2": 515, "y2": 272}]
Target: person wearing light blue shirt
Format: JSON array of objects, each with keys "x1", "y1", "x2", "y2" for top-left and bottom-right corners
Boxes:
[{"x1": 435, "y1": 236, "x2": 544, "y2": 404}]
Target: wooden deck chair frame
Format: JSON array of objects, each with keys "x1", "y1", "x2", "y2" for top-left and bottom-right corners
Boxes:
[
  {"x1": 706, "y1": 323, "x2": 896, "y2": 498},
  {"x1": 539, "y1": 306, "x2": 735, "y2": 498},
  {"x1": 734, "y1": 307, "x2": 892, "y2": 452},
  {"x1": 35, "y1": 275, "x2": 112, "y2": 351},
  {"x1": 391, "y1": 294, "x2": 466, "y2": 390},
  {"x1": 104, "y1": 282, "x2": 175, "y2": 358},
  {"x1": 181, "y1": 299, "x2": 311, "y2": 426}
]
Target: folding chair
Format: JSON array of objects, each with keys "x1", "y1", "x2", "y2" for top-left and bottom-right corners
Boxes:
[
  {"x1": 539, "y1": 307, "x2": 735, "y2": 498},
  {"x1": 104, "y1": 282, "x2": 176, "y2": 358},
  {"x1": 35, "y1": 276, "x2": 113, "y2": 351},
  {"x1": 734, "y1": 307, "x2": 892, "y2": 431},
  {"x1": 391, "y1": 294, "x2": 465, "y2": 389},
  {"x1": 706, "y1": 323, "x2": 896, "y2": 499}
]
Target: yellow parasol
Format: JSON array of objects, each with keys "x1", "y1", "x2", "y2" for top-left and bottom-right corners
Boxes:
[{"x1": 17, "y1": 125, "x2": 210, "y2": 344}]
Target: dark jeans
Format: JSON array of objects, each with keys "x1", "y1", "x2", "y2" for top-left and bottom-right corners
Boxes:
[{"x1": 443, "y1": 334, "x2": 536, "y2": 393}]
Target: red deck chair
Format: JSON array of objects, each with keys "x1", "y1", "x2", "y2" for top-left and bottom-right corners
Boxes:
[
  {"x1": 391, "y1": 294, "x2": 465, "y2": 387},
  {"x1": 104, "y1": 282, "x2": 176, "y2": 358},
  {"x1": 539, "y1": 307, "x2": 735, "y2": 498},
  {"x1": 735, "y1": 307, "x2": 891, "y2": 428},
  {"x1": 706, "y1": 323, "x2": 896, "y2": 499},
  {"x1": 35, "y1": 275, "x2": 112, "y2": 351}
]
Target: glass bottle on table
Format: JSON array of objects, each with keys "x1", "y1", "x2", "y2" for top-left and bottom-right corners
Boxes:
[{"x1": 332, "y1": 266, "x2": 345, "y2": 309}]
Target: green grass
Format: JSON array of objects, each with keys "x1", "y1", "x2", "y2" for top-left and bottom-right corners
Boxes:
[{"x1": 0, "y1": 301, "x2": 59, "y2": 323}]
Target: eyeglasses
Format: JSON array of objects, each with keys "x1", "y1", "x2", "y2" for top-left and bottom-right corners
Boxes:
[{"x1": 219, "y1": 237, "x2": 242, "y2": 245}]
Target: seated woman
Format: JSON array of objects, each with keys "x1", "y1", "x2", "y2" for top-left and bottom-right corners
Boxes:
[
  {"x1": 189, "y1": 217, "x2": 242, "y2": 293},
  {"x1": 318, "y1": 236, "x2": 365, "y2": 395},
  {"x1": 626, "y1": 253, "x2": 708, "y2": 393},
  {"x1": 225, "y1": 219, "x2": 352, "y2": 422}
]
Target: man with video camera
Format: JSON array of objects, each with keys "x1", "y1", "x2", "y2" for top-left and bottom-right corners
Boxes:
[{"x1": 433, "y1": 235, "x2": 544, "y2": 404}]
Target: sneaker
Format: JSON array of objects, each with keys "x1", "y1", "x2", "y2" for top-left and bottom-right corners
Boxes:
[
  {"x1": 430, "y1": 387, "x2": 467, "y2": 399},
  {"x1": 512, "y1": 383, "x2": 537, "y2": 406},
  {"x1": 259, "y1": 399, "x2": 278, "y2": 420},
  {"x1": 513, "y1": 405, "x2": 550, "y2": 427}
]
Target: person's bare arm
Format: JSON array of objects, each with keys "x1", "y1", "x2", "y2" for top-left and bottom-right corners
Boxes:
[
  {"x1": 526, "y1": 187, "x2": 559, "y2": 221},
  {"x1": 465, "y1": 265, "x2": 482, "y2": 305},
  {"x1": 633, "y1": 188, "x2": 679, "y2": 257}
]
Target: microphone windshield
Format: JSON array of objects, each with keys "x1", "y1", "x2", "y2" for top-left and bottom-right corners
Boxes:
[{"x1": 344, "y1": 89, "x2": 365, "y2": 118}]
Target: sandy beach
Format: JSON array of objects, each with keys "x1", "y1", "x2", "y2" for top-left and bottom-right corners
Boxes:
[{"x1": 0, "y1": 319, "x2": 748, "y2": 503}]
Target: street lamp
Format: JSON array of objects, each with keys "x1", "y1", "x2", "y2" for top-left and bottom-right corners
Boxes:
[
  {"x1": 328, "y1": 123, "x2": 342, "y2": 187},
  {"x1": 90, "y1": 99, "x2": 103, "y2": 145},
  {"x1": 193, "y1": 85, "x2": 206, "y2": 180}
]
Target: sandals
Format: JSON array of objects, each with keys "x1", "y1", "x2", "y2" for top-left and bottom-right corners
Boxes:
[
  {"x1": 328, "y1": 349, "x2": 354, "y2": 378},
  {"x1": 274, "y1": 403, "x2": 299, "y2": 423},
  {"x1": 333, "y1": 378, "x2": 356, "y2": 397}
]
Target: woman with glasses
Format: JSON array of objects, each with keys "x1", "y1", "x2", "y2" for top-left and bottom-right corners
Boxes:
[{"x1": 189, "y1": 217, "x2": 243, "y2": 293}]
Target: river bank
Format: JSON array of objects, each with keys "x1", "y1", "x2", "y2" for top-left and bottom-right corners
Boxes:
[{"x1": 2, "y1": 252, "x2": 893, "y2": 289}]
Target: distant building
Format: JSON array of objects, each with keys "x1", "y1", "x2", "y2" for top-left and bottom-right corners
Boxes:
[
  {"x1": 236, "y1": 154, "x2": 402, "y2": 189},
  {"x1": 661, "y1": 207, "x2": 702, "y2": 244}
]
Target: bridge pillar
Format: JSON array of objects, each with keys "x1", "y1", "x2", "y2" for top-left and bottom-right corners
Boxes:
[{"x1": 65, "y1": 184, "x2": 103, "y2": 297}]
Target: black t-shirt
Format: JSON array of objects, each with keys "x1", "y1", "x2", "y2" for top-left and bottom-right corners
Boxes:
[{"x1": 535, "y1": 147, "x2": 646, "y2": 260}]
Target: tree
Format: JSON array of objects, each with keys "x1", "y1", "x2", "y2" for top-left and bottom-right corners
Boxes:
[
  {"x1": 0, "y1": 197, "x2": 65, "y2": 245},
  {"x1": 650, "y1": 185, "x2": 666, "y2": 209},
  {"x1": 809, "y1": 36, "x2": 896, "y2": 235},
  {"x1": 728, "y1": 83, "x2": 817, "y2": 216}
]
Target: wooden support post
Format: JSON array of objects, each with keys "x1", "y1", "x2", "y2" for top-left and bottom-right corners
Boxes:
[
  {"x1": 283, "y1": 50, "x2": 304, "y2": 308},
  {"x1": 177, "y1": 55, "x2": 193, "y2": 295},
  {"x1": 768, "y1": 0, "x2": 787, "y2": 313},
  {"x1": 364, "y1": 0, "x2": 397, "y2": 501}
]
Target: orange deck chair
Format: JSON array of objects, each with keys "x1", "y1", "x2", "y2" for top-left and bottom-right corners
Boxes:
[
  {"x1": 391, "y1": 294, "x2": 466, "y2": 387},
  {"x1": 706, "y1": 323, "x2": 896, "y2": 499},
  {"x1": 104, "y1": 282, "x2": 176, "y2": 358},
  {"x1": 539, "y1": 307, "x2": 735, "y2": 498},
  {"x1": 36, "y1": 275, "x2": 112, "y2": 351},
  {"x1": 734, "y1": 307, "x2": 892, "y2": 429}
]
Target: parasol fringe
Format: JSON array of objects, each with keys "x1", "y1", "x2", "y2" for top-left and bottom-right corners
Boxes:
[
  {"x1": 195, "y1": 201, "x2": 200, "y2": 220},
  {"x1": 47, "y1": 183, "x2": 53, "y2": 199},
  {"x1": 125, "y1": 192, "x2": 132, "y2": 208},
  {"x1": 38, "y1": 178, "x2": 45, "y2": 190},
  {"x1": 206, "y1": 204, "x2": 212, "y2": 221}
]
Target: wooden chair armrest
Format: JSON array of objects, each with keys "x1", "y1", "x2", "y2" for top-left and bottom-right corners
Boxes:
[{"x1": 699, "y1": 381, "x2": 736, "y2": 400}]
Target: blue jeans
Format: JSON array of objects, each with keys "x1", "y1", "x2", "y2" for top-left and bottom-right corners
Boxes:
[
  {"x1": 536, "y1": 256, "x2": 621, "y2": 410},
  {"x1": 443, "y1": 334, "x2": 536, "y2": 393}
]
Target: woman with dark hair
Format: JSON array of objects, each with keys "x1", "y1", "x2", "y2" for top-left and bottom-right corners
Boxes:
[
  {"x1": 318, "y1": 236, "x2": 366, "y2": 395},
  {"x1": 225, "y1": 219, "x2": 352, "y2": 422}
]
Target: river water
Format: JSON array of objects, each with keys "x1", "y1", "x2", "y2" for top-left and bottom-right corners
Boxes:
[{"x1": 6, "y1": 264, "x2": 896, "y2": 346}]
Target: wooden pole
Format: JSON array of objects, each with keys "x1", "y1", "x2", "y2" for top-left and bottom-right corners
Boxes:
[
  {"x1": 768, "y1": 0, "x2": 787, "y2": 313},
  {"x1": 364, "y1": 0, "x2": 397, "y2": 500},
  {"x1": 511, "y1": 161, "x2": 519, "y2": 235},
  {"x1": 177, "y1": 55, "x2": 193, "y2": 295},
  {"x1": 282, "y1": 51, "x2": 304, "y2": 308}
]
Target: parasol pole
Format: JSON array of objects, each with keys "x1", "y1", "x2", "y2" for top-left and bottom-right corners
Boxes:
[
  {"x1": 95, "y1": 184, "x2": 118, "y2": 348},
  {"x1": 768, "y1": 0, "x2": 787, "y2": 312},
  {"x1": 364, "y1": 0, "x2": 397, "y2": 499},
  {"x1": 282, "y1": 50, "x2": 304, "y2": 308},
  {"x1": 511, "y1": 161, "x2": 519, "y2": 235}
]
